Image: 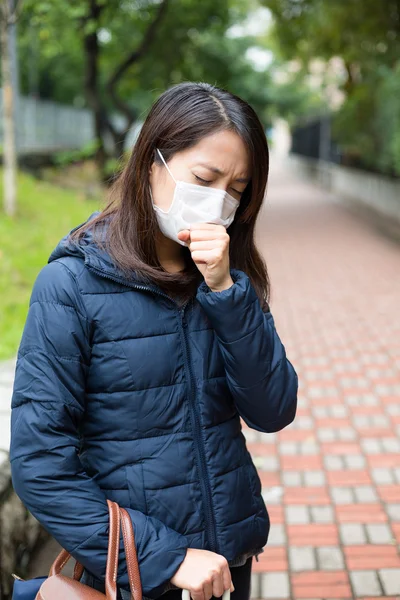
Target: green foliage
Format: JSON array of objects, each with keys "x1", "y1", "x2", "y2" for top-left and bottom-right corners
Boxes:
[
  {"x1": 53, "y1": 139, "x2": 101, "y2": 167},
  {"x1": 0, "y1": 169, "x2": 100, "y2": 359},
  {"x1": 263, "y1": 0, "x2": 400, "y2": 175}
]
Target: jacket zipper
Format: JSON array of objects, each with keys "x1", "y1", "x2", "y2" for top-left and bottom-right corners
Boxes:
[
  {"x1": 85, "y1": 263, "x2": 218, "y2": 552},
  {"x1": 179, "y1": 307, "x2": 218, "y2": 553}
]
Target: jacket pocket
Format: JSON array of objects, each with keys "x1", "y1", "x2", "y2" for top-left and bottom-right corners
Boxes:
[{"x1": 125, "y1": 462, "x2": 148, "y2": 514}]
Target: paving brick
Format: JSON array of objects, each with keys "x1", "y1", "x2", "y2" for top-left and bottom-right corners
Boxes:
[
  {"x1": 321, "y1": 442, "x2": 361, "y2": 455},
  {"x1": 258, "y1": 432, "x2": 278, "y2": 445},
  {"x1": 247, "y1": 442, "x2": 278, "y2": 456},
  {"x1": 292, "y1": 571, "x2": 352, "y2": 599},
  {"x1": 281, "y1": 455, "x2": 322, "y2": 470},
  {"x1": 289, "y1": 547, "x2": 316, "y2": 571},
  {"x1": 262, "y1": 456, "x2": 280, "y2": 471},
  {"x1": 324, "y1": 455, "x2": 345, "y2": 470},
  {"x1": 361, "y1": 438, "x2": 382, "y2": 454},
  {"x1": 317, "y1": 428, "x2": 336, "y2": 442},
  {"x1": 281, "y1": 471, "x2": 302, "y2": 487},
  {"x1": 350, "y1": 570, "x2": 381, "y2": 596},
  {"x1": 279, "y1": 441, "x2": 298, "y2": 455},
  {"x1": 300, "y1": 440, "x2": 320, "y2": 455},
  {"x1": 267, "y1": 524, "x2": 286, "y2": 546},
  {"x1": 250, "y1": 572, "x2": 260, "y2": 599},
  {"x1": 381, "y1": 437, "x2": 400, "y2": 452},
  {"x1": 312, "y1": 406, "x2": 329, "y2": 418},
  {"x1": 268, "y1": 505, "x2": 284, "y2": 524},
  {"x1": 317, "y1": 546, "x2": 345, "y2": 570},
  {"x1": 345, "y1": 545, "x2": 400, "y2": 569},
  {"x1": 288, "y1": 524, "x2": 339, "y2": 546},
  {"x1": 377, "y1": 485, "x2": 400, "y2": 502},
  {"x1": 378, "y1": 568, "x2": 400, "y2": 595},
  {"x1": 243, "y1": 428, "x2": 260, "y2": 443},
  {"x1": 261, "y1": 572, "x2": 290, "y2": 599},
  {"x1": 354, "y1": 486, "x2": 378, "y2": 503},
  {"x1": 261, "y1": 486, "x2": 284, "y2": 505},
  {"x1": 386, "y1": 503, "x2": 400, "y2": 521},
  {"x1": 304, "y1": 470, "x2": 326, "y2": 487},
  {"x1": 331, "y1": 405, "x2": 349, "y2": 418},
  {"x1": 253, "y1": 547, "x2": 287, "y2": 573},
  {"x1": 310, "y1": 505, "x2": 334, "y2": 524},
  {"x1": 340, "y1": 524, "x2": 367, "y2": 545},
  {"x1": 371, "y1": 467, "x2": 395, "y2": 485},
  {"x1": 365, "y1": 523, "x2": 394, "y2": 544},
  {"x1": 284, "y1": 487, "x2": 330, "y2": 505},
  {"x1": 327, "y1": 470, "x2": 371, "y2": 486},
  {"x1": 368, "y1": 454, "x2": 400, "y2": 468},
  {"x1": 336, "y1": 504, "x2": 387, "y2": 523},
  {"x1": 344, "y1": 454, "x2": 366, "y2": 469},
  {"x1": 338, "y1": 428, "x2": 357, "y2": 441},
  {"x1": 285, "y1": 505, "x2": 310, "y2": 525},
  {"x1": 331, "y1": 487, "x2": 355, "y2": 505}
]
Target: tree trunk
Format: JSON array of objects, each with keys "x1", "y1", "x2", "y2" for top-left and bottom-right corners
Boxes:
[
  {"x1": 83, "y1": 0, "x2": 109, "y2": 183},
  {"x1": 1, "y1": 3, "x2": 17, "y2": 217}
]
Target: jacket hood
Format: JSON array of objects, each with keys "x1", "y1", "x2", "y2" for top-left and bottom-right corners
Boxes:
[{"x1": 48, "y1": 210, "x2": 131, "y2": 281}]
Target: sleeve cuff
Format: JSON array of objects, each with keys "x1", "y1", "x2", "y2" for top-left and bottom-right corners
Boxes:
[{"x1": 196, "y1": 269, "x2": 263, "y2": 343}]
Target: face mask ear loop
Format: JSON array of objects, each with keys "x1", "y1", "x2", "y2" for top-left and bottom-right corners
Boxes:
[{"x1": 156, "y1": 148, "x2": 177, "y2": 184}]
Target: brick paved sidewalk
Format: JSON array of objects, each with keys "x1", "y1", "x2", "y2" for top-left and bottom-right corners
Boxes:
[{"x1": 246, "y1": 157, "x2": 400, "y2": 599}]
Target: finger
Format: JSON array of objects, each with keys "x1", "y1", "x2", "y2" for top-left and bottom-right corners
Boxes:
[
  {"x1": 189, "y1": 240, "x2": 226, "y2": 252},
  {"x1": 203, "y1": 580, "x2": 213, "y2": 600},
  {"x1": 222, "y1": 564, "x2": 233, "y2": 593},
  {"x1": 190, "y1": 587, "x2": 205, "y2": 600},
  {"x1": 178, "y1": 229, "x2": 191, "y2": 242},
  {"x1": 189, "y1": 227, "x2": 228, "y2": 242},
  {"x1": 189, "y1": 222, "x2": 224, "y2": 231},
  {"x1": 191, "y1": 249, "x2": 224, "y2": 265},
  {"x1": 212, "y1": 573, "x2": 225, "y2": 598}
]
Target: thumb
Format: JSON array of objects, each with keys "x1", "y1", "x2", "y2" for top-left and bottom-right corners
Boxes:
[{"x1": 177, "y1": 229, "x2": 191, "y2": 243}]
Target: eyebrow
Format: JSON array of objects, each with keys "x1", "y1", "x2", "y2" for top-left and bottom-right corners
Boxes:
[{"x1": 196, "y1": 162, "x2": 250, "y2": 183}]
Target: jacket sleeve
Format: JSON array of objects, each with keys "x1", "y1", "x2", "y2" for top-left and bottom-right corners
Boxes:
[
  {"x1": 9, "y1": 260, "x2": 187, "y2": 599},
  {"x1": 196, "y1": 269, "x2": 298, "y2": 433}
]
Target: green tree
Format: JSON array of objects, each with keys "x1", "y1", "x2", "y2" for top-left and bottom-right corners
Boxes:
[
  {"x1": 20, "y1": 0, "x2": 266, "y2": 180},
  {"x1": 263, "y1": 0, "x2": 400, "y2": 174}
]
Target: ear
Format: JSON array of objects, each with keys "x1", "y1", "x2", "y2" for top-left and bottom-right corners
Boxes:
[{"x1": 149, "y1": 160, "x2": 158, "y2": 178}]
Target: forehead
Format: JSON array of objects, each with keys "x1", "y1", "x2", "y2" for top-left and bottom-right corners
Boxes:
[{"x1": 179, "y1": 130, "x2": 250, "y2": 177}]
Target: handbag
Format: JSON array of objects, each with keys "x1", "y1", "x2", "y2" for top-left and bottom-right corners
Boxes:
[
  {"x1": 12, "y1": 500, "x2": 230, "y2": 600},
  {"x1": 12, "y1": 499, "x2": 142, "y2": 600}
]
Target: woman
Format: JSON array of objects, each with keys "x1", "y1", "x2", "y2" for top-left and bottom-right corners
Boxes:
[{"x1": 10, "y1": 82, "x2": 298, "y2": 600}]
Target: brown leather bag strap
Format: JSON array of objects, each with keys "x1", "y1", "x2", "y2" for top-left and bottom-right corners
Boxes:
[
  {"x1": 49, "y1": 548, "x2": 73, "y2": 576},
  {"x1": 119, "y1": 507, "x2": 143, "y2": 600},
  {"x1": 105, "y1": 499, "x2": 120, "y2": 600}
]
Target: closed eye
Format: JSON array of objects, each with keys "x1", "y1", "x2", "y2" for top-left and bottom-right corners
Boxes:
[{"x1": 194, "y1": 175, "x2": 212, "y2": 185}]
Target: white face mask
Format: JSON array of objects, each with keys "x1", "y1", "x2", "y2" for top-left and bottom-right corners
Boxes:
[{"x1": 152, "y1": 148, "x2": 241, "y2": 247}]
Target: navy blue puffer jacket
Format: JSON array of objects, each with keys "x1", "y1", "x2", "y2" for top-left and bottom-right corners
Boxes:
[{"x1": 10, "y1": 211, "x2": 297, "y2": 598}]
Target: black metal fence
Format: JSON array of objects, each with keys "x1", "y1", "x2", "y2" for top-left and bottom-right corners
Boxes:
[{"x1": 290, "y1": 114, "x2": 342, "y2": 164}]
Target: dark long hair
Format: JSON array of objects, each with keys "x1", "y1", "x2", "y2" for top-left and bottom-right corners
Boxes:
[{"x1": 70, "y1": 82, "x2": 270, "y2": 309}]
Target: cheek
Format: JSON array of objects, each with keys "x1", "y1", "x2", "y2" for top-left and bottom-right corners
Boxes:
[{"x1": 150, "y1": 173, "x2": 176, "y2": 212}]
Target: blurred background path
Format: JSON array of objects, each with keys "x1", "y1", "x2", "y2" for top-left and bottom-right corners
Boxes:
[
  {"x1": 245, "y1": 156, "x2": 400, "y2": 598},
  {"x1": 2, "y1": 155, "x2": 400, "y2": 597}
]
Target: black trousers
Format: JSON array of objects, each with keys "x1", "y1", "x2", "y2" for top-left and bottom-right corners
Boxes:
[
  {"x1": 82, "y1": 557, "x2": 252, "y2": 600},
  {"x1": 152, "y1": 558, "x2": 253, "y2": 600}
]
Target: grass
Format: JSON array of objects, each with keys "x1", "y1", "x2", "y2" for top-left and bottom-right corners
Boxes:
[{"x1": 0, "y1": 168, "x2": 101, "y2": 360}]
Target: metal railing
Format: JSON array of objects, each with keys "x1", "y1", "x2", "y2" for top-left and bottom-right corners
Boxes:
[{"x1": 0, "y1": 91, "x2": 95, "y2": 153}]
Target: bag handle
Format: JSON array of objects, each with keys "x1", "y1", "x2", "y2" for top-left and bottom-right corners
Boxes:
[
  {"x1": 48, "y1": 499, "x2": 140, "y2": 600},
  {"x1": 119, "y1": 507, "x2": 143, "y2": 600}
]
